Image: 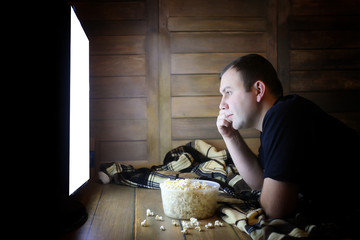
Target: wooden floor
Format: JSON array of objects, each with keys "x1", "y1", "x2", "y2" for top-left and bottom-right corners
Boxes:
[{"x1": 61, "y1": 180, "x2": 251, "y2": 240}]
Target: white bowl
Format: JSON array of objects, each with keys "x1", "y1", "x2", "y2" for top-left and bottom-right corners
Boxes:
[{"x1": 160, "y1": 179, "x2": 220, "y2": 219}]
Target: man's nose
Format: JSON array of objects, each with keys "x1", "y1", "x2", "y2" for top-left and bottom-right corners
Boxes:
[{"x1": 219, "y1": 97, "x2": 228, "y2": 110}]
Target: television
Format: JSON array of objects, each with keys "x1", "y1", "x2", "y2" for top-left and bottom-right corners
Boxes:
[
  {"x1": 69, "y1": 5, "x2": 90, "y2": 196},
  {"x1": 56, "y1": 5, "x2": 90, "y2": 235}
]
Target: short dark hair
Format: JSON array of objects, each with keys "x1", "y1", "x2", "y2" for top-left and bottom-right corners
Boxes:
[{"x1": 220, "y1": 54, "x2": 283, "y2": 98}]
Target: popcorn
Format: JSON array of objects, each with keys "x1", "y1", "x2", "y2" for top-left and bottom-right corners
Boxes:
[
  {"x1": 190, "y1": 217, "x2": 199, "y2": 225},
  {"x1": 146, "y1": 209, "x2": 154, "y2": 216},
  {"x1": 205, "y1": 222, "x2": 214, "y2": 229},
  {"x1": 141, "y1": 219, "x2": 148, "y2": 227},
  {"x1": 195, "y1": 226, "x2": 203, "y2": 232},
  {"x1": 142, "y1": 207, "x2": 225, "y2": 234},
  {"x1": 161, "y1": 179, "x2": 212, "y2": 191},
  {"x1": 160, "y1": 179, "x2": 218, "y2": 219},
  {"x1": 181, "y1": 220, "x2": 193, "y2": 230},
  {"x1": 181, "y1": 228, "x2": 190, "y2": 234},
  {"x1": 155, "y1": 215, "x2": 163, "y2": 221},
  {"x1": 214, "y1": 220, "x2": 223, "y2": 227}
]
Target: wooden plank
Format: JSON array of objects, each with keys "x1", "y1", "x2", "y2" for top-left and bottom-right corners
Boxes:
[
  {"x1": 290, "y1": 49, "x2": 360, "y2": 71},
  {"x1": 172, "y1": 118, "x2": 260, "y2": 140},
  {"x1": 171, "y1": 32, "x2": 266, "y2": 53},
  {"x1": 146, "y1": 0, "x2": 161, "y2": 166},
  {"x1": 168, "y1": 17, "x2": 267, "y2": 32},
  {"x1": 91, "y1": 119, "x2": 147, "y2": 141},
  {"x1": 172, "y1": 96, "x2": 221, "y2": 118},
  {"x1": 183, "y1": 215, "x2": 242, "y2": 240},
  {"x1": 290, "y1": 71, "x2": 360, "y2": 92},
  {"x1": 290, "y1": 0, "x2": 360, "y2": 16},
  {"x1": 90, "y1": 77, "x2": 146, "y2": 98},
  {"x1": 171, "y1": 53, "x2": 266, "y2": 74},
  {"x1": 91, "y1": 98, "x2": 147, "y2": 120},
  {"x1": 73, "y1": 2, "x2": 146, "y2": 20},
  {"x1": 295, "y1": 91, "x2": 360, "y2": 113},
  {"x1": 171, "y1": 74, "x2": 221, "y2": 96},
  {"x1": 172, "y1": 118, "x2": 220, "y2": 140},
  {"x1": 90, "y1": 36, "x2": 145, "y2": 55},
  {"x1": 86, "y1": 184, "x2": 135, "y2": 240},
  {"x1": 134, "y1": 188, "x2": 184, "y2": 240},
  {"x1": 90, "y1": 55, "x2": 146, "y2": 77},
  {"x1": 288, "y1": 16, "x2": 360, "y2": 31},
  {"x1": 277, "y1": 0, "x2": 291, "y2": 95},
  {"x1": 82, "y1": 20, "x2": 147, "y2": 36},
  {"x1": 99, "y1": 141, "x2": 148, "y2": 162},
  {"x1": 290, "y1": 31, "x2": 360, "y2": 49},
  {"x1": 159, "y1": 0, "x2": 173, "y2": 162},
  {"x1": 265, "y1": 0, "x2": 278, "y2": 70},
  {"x1": 169, "y1": 0, "x2": 267, "y2": 17}
]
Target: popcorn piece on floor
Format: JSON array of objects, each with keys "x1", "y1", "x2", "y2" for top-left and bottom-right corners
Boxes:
[
  {"x1": 172, "y1": 220, "x2": 179, "y2": 226},
  {"x1": 181, "y1": 228, "x2": 189, "y2": 234},
  {"x1": 160, "y1": 225, "x2": 166, "y2": 231},
  {"x1": 214, "y1": 220, "x2": 223, "y2": 227},
  {"x1": 141, "y1": 219, "x2": 148, "y2": 227},
  {"x1": 190, "y1": 217, "x2": 198, "y2": 224},
  {"x1": 155, "y1": 215, "x2": 163, "y2": 221},
  {"x1": 205, "y1": 222, "x2": 214, "y2": 229},
  {"x1": 195, "y1": 226, "x2": 203, "y2": 232},
  {"x1": 182, "y1": 221, "x2": 193, "y2": 229},
  {"x1": 146, "y1": 209, "x2": 154, "y2": 216}
]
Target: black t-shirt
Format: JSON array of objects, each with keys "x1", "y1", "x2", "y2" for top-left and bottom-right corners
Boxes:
[{"x1": 258, "y1": 94, "x2": 360, "y2": 220}]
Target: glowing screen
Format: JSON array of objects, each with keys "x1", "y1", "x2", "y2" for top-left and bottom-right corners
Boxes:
[{"x1": 69, "y1": 6, "x2": 89, "y2": 195}]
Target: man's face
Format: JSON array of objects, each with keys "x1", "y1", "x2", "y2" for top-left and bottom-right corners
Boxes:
[{"x1": 219, "y1": 67, "x2": 257, "y2": 130}]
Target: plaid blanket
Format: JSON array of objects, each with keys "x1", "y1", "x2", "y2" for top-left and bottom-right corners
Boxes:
[
  {"x1": 98, "y1": 140, "x2": 354, "y2": 240},
  {"x1": 98, "y1": 140, "x2": 248, "y2": 193}
]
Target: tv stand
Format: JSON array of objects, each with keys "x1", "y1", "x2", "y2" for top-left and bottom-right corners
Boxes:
[{"x1": 59, "y1": 197, "x2": 88, "y2": 235}]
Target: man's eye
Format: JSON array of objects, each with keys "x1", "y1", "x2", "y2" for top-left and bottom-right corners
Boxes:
[{"x1": 226, "y1": 91, "x2": 232, "y2": 96}]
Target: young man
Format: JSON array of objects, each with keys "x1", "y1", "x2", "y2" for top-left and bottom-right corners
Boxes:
[{"x1": 217, "y1": 54, "x2": 359, "y2": 226}]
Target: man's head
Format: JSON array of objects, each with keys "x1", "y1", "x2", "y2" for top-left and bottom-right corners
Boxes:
[
  {"x1": 219, "y1": 54, "x2": 283, "y2": 131},
  {"x1": 220, "y1": 54, "x2": 283, "y2": 98}
]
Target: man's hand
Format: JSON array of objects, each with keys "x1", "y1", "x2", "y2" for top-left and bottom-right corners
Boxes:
[{"x1": 216, "y1": 110, "x2": 238, "y2": 138}]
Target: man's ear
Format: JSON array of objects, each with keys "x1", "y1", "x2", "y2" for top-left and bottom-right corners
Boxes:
[{"x1": 254, "y1": 80, "x2": 266, "y2": 103}]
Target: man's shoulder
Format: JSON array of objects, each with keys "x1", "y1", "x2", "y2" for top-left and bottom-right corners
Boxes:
[
  {"x1": 272, "y1": 94, "x2": 314, "y2": 111},
  {"x1": 264, "y1": 95, "x2": 307, "y2": 125}
]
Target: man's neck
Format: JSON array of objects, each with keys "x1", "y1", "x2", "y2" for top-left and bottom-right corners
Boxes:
[{"x1": 255, "y1": 94, "x2": 279, "y2": 132}]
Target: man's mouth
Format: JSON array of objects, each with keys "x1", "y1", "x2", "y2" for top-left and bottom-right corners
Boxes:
[{"x1": 225, "y1": 114, "x2": 233, "y2": 119}]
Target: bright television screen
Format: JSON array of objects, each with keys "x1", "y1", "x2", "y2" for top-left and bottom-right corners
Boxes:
[{"x1": 69, "y1": 6, "x2": 89, "y2": 195}]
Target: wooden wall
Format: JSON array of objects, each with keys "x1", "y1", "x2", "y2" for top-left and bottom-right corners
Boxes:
[
  {"x1": 278, "y1": 0, "x2": 360, "y2": 132},
  {"x1": 73, "y1": 0, "x2": 360, "y2": 169},
  {"x1": 73, "y1": 0, "x2": 159, "y2": 168}
]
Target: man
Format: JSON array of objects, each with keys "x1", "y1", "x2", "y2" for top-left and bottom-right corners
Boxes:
[{"x1": 216, "y1": 54, "x2": 359, "y2": 228}]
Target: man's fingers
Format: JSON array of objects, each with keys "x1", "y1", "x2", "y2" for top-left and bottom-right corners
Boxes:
[{"x1": 217, "y1": 116, "x2": 231, "y2": 128}]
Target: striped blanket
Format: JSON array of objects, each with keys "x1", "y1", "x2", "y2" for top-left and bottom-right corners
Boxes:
[
  {"x1": 99, "y1": 140, "x2": 249, "y2": 193},
  {"x1": 98, "y1": 140, "x2": 350, "y2": 240}
]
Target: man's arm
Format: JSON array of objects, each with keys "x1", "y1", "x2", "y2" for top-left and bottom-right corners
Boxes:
[
  {"x1": 217, "y1": 111, "x2": 264, "y2": 190},
  {"x1": 223, "y1": 133, "x2": 264, "y2": 190},
  {"x1": 217, "y1": 111, "x2": 299, "y2": 217},
  {"x1": 260, "y1": 178, "x2": 298, "y2": 218}
]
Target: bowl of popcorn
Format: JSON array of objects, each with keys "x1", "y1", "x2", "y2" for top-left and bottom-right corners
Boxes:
[{"x1": 160, "y1": 179, "x2": 220, "y2": 219}]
